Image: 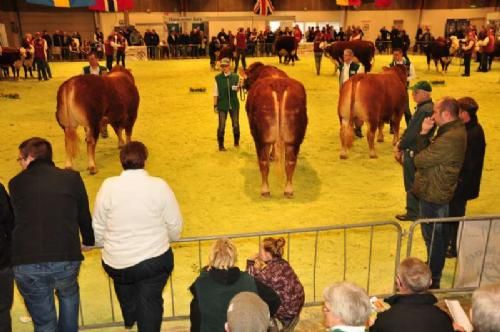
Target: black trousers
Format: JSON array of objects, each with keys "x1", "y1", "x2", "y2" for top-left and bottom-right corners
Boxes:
[
  {"x1": 0, "y1": 266, "x2": 13, "y2": 332},
  {"x1": 106, "y1": 55, "x2": 114, "y2": 71},
  {"x1": 234, "y1": 49, "x2": 246, "y2": 72},
  {"x1": 34, "y1": 58, "x2": 48, "y2": 80},
  {"x1": 217, "y1": 109, "x2": 240, "y2": 145},
  {"x1": 116, "y1": 51, "x2": 126, "y2": 67},
  {"x1": 448, "y1": 196, "x2": 467, "y2": 253},
  {"x1": 463, "y1": 54, "x2": 471, "y2": 76},
  {"x1": 103, "y1": 249, "x2": 174, "y2": 332}
]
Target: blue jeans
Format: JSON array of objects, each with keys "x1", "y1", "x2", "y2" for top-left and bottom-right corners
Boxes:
[
  {"x1": 13, "y1": 261, "x2": 81, "y2": 332},
  {"x1": 419, "y1": 200, "x2": 449, "y2": 288}
]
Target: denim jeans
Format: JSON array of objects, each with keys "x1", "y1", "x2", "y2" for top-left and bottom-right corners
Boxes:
[
  {"x1": 217, "y1": 109, "x2": 240, "y2": 146},
  {"x1": 0, "y1": 266, "x2": 13, "y2": 332},
  {"x1": 103, "y1": 249, "x2": 174, "y2": 332},
  {"x1": 419, "y1": 200, "x2": 449, "y2": 288},
  {"x1": 13, "y1": 261, "x2": 81, "y2": 332}
]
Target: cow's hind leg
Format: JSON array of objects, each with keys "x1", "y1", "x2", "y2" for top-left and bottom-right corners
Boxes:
[
  {"x1": 85, "y1": 126, "x2": 99, "y2": 174},
  {"x1": 367, "y1": 123, "x2": 378, "y2": 158},
  {"x1": 111, "y1": 124, "x2": 126, "y2": 148},
  {"x1": 284, "y1": 144, "x2": 298, "y2": 198},
  {"x1": 377, "y1": 121, "x2": 385, "y2": 142},
  {"x1": 64, "y1": 127, "x2": 79, "y2": 170},
  {"x1": 258, "y1": 144, "x2": 272, "y2": 197},
  {"x1": 392, "y1": 113, "x2": 402, "y2": 145}
]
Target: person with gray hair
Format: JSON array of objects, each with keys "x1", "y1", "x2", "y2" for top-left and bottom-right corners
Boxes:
[
  {"x1": 471, "y1": 283, "x2": 500, "y2": 332},
  {"x1": 370, "y1": 257, "x2": 454, "y2": 332},
  {"x1": 225, "y1": 292, "x2": 270, "y2": 332},
  {"x1": 322, "y1": 281, "x2": 371, "y2": 332}
]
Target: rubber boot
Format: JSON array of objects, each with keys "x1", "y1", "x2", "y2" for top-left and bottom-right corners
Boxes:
[
  {"x1": 218, "y1": 138, "x2": 226, "y2": 151},
  {"x1": 234, "y1": 134, "x2": 240, "y2": 148}
]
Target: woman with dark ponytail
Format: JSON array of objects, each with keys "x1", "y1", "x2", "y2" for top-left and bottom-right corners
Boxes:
[{"x1": 247, "y1": 237, "x2": 305, "y2": 331}]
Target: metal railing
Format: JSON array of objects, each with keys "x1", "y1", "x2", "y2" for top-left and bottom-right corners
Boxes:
[
  {"x1": 78, "y1": 220, "x2": 403, "y2": 329},
  {"x1": 406, "y1": 215, "x2": 500, "y2": 294}
]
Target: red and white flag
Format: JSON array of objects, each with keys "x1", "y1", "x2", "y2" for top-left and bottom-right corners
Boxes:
[
  {"x1": 89, "y1": 0, "x2": 134, "y2": 11},
  {"x1": 253, "y1": 0, "x2": 274, "y2": 16}
]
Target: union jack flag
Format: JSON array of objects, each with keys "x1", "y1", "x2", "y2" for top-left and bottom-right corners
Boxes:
[{"x1": 253, "y1": 0, "x2": 274, "y2": 16}]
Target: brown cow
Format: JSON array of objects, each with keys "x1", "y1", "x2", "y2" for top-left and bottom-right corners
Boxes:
[
  {"x1": 324, "y1": 40, "x2": 376, "y2": 73},
  {"x1": 338, "y1": 64, "x2": 407, "y2": 159},
  {"x1": 243, "y1": 62, "x2": 307, "y2": 197},
  {"x1": 56, "y1": 66, "x2": 139, "y2": 174}
]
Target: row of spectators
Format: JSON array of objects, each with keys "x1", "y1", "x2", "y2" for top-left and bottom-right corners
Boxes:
[{"x1": 1, "y1": 138, "x2": 499, "y2": 332}]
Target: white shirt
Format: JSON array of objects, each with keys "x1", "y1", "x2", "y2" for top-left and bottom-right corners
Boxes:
[{"x1": 92, "y1": 169, "x2": 183, "y2": 269}]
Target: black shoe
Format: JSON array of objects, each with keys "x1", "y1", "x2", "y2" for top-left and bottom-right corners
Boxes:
[
  {"x1": 446, "y1": 247, "x2": 457, "y2": 258},
  {"x1": 219, "y1": 145, "x2": 227, "y2": 151},
  {"x1": 355, "y1": 128, "x2": 363, "y2": 138},
  {"x1": 395, "y1": 214, "x2": 416, "y2": 221},
  {"x1": 461, "y1": 74, "x2": 470, "y2": 77}
]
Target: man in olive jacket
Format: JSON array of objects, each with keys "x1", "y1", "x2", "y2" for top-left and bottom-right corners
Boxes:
[
  {"x1": 213, "y1": 57, "x2": 240, "y2": 151},
  {"x1": 412, "y1": 97, "x2": 466, "y2": 289}
]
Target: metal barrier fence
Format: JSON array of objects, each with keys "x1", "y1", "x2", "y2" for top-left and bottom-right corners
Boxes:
[
  {"x1": 78, "y1": 220, "x2": 403, "y2": 330},
  {"x1": 406, "y1": 215, "x2": 500, "y2": 294}
]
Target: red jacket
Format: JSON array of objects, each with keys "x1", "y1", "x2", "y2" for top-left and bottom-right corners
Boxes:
[
  {"x1": 485, "y1": 33, "x2": 495, "y2": 53},
  {"x1": 236, "y1": 32, "x2": 247, "y2": 50}
]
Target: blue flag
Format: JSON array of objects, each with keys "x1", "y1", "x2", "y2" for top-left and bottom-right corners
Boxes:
[{"x1": 26, "y1": 0, "x2": 96, "y2": 7}]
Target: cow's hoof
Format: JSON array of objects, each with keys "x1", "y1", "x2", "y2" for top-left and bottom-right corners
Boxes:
[
  {"x1": 284, "y1": 192, "x2": 294, "y2": 199},
  {"x1": 377, "y1": 138, "x2": 384, "y2": 143},
  {"x1": 340, "y1": 154, "x2": 348, "y2": 160},
  {"x1": 88, "y1": 167, "x2": 98, "y2": 175},
  {"x1": 261, "y1": 192, "x2": 271, "y2": 198},
  {"x1": 369, "y1": 154, "x2": 378, "y2": 159}
]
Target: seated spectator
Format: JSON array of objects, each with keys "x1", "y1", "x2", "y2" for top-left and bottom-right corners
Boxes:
[
  {"x1": 247, "y1": 237, "x2": 304, "y2": 329},
  {"x1": 190, "y1": 238, "x2": 280, "y2": 332},
  {"x1": 370, "y1": 257, "x2": 454, "y2": 332},
  {"x1": 471, "y1": 283, "x2": 500, "y2": 332},
  {"x1": 225, "y1": 292, "x2": 270, "y2": 332},
  {"x1": 323, "y1": 282, "x2": 371, "y2": 332},
  {"x1": 93, "y1": 141, "x2": 183, "y2": 331}
]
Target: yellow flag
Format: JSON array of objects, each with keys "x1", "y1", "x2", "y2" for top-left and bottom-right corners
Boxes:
[
  {"x1": 53, "y1": 0, "x2": 70, "y2": 7},
  {"x1": 336, "y1": 0, "x2": 349, "y2": 5}
]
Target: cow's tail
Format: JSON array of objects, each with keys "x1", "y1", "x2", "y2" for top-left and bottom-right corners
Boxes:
[
  {"x1": 56, "y1": 82, "x2": 79, "y2": 160},
  {"x1": 271, "y1": 81, "x2": 288, "y2": 175},
  {"x1": 343, "y1": 77, "x2": 362, "y2": 149}
]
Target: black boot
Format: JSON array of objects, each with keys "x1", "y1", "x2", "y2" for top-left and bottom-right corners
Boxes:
[
  {"x1": 355, "y1": 127, "x2": 363, "y2": 138},
  {"x1": 218, "y1": 138, "x2": 226, "y2": 151},
  {"x1": 234, "y1": 134, "x2": 240, "y2": 148}
]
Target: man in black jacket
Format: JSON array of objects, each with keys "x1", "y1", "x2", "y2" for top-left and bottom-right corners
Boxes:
[
  {"x1": 0, "y1": 183, "x2": 14, "y2": 332},
  {"x1": 370, "y1": 257, "x2": 454, "y2": 332},
  {"x1": 8, "y1": 137, "x2": 95, "y2": 332},
  {"x1": 446, "y1": 97, "x2": 486, "y2": 257}
]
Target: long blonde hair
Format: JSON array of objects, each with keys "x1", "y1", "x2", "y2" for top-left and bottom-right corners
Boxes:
[{"x1": 208, "y1": 238, "x2": 237, "y2": 270}]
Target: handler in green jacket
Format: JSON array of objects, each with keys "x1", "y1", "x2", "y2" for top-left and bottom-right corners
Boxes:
[
  {"x1": 395, "y1": 81, "x2": 435, "y2": 222},
  {"x1": 213, "y1": 57, "x2": 240, "y2": 151},
  {"x1": 82, "y1": 53, "x2": 108, "y2": 76}
]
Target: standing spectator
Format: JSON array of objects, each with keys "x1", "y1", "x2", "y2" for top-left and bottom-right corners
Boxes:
[
  {"x1": 104, "y1": 35, "x2": 114, "y2": 71},
  {"x1": 234, "y1": 28, "x2": 247, "y2": 73},
  {"x1": 264, "y1": 27, "x2": 275, "y2": 56},
  {"x1": 225, "y1": 292, "x2": 270, "y2": 332},
  {"x1": 144, "y1": 29, "x2": 152, "y2": 58},
  {"x1": 93, "y1": 141, "x2": 183, "y2": 331},
  {"x1": 213, "y1": 58, "x2": 240, "y2": 151},
  {"x1": 168, "y1": 31, "x2": 178, "y2": 58},
  {"x1": 208, "y1": 37, "x2": 220, "y2": 70},
  {"x1": 63, "y1": 31, "x2": 73, "y2": 60},
  {"x1": 339, "y1": 49, "x2": 363, "y2": 138},
  {"x1": 128, "y1": 28, "x2": 142, "y2": 46},
  {"x1": 401, "y1": 30, "x2": 410, "y2": 62},
  {"x1": 389, "y1": 48, "x2": 416, "y2": 125},
  {"x1": 415, "y1": 25, "x2": 423, "y2": 52},
  {"x1": 42, "y1": 30, "x2": 52, "y2": 59},
  {"x1": 0, "y1": 183, "x2": 14, "y2": 332},
  {"x1": 189, "y1": 238, "x2": 280, "y2": 332},
  {"x1": 380, "y1": 26, "x2": 389, "y2": 41},
  {"x1": 190, "y1": 28, "x2": 201, "y2": 58},
  {"x1": 247, "y1": 237, "x2": 304, "y2": 330},
  {"x1": 53, "y1": 30, "x2": 63, "y2": 48},
  {"x1": 293, "y1": 25, "x2": 302, "y2": 61},
  {"x1": 479, "y1": 28, "x2": 495, "y2": 72},
  {"x1": 412, "y1": 97, "x2": 466, "y2": 289},
  {"x1": 151, "y1": 29, "x2": 160, "y2": 59},
  {"x1": 461, "y1": 31, "x2": 476, "y2": 77},
  {"x1": 33, "y1": 32, "x2": 49, "y2": 81},
  {"x1": 94, "y1": 27, "x2": 104, "y2": 58},
  {"x1": 217, "y1": 28, "x2": 228, "y2": 43},
  {"x1": 323, "y1": 282, "x2": 371, "y2": 332},
  {"x1": 370, "y1": 257, "x2": 455, "y2": 332},
  {"x1": 421, "y1": 27, "x2": 433, "y2": 66},
  {"x1": 115, "y1": 33, "x2": 127, "y2": 67},
  {"x1": 313, "y1": 33, "x2": 325, "y2": 75},
  {"x1": 471, "y1": 283, "x2": 500, "y2": 332},
  {"x1": 446, "y1": 97, "x2": 486, "y2": 258},
  {"x1": 395, "y1": 81, "x2": 435, "y2": 222},
  {"x1": 9, "y1": 137, "x2": 95, "y2": 332},
  {"x1": 337, "y1": 27, "x2": 345, "y2": 41},
  {"x1": 391, "y1": 29, "x2": 403, "y2": 52}
]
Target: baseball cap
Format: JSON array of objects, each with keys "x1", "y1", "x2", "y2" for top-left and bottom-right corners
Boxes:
[
  {"x1": 226, "y1": 292, "x2": 270, "y2": 332},
  {"x1": 411, "y1": 80, "x2": 432, "y2": 92},
  {"x1": 220, "y1": 58, "x2": 231, "y2": 67}
]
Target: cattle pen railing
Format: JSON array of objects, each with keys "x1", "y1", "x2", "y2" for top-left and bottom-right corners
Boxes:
[
  {"x1": 406, "y1": 215, "x2": 500, "y2": 294},
  {"x1": 77, "y1": 221, "x2": 403, "y2": 330}
]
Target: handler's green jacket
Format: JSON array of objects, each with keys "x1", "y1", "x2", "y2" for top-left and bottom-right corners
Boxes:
[
  {"x1": 412, "y1": 119, "x2": 466, "y2": 204},
  {"x1": 215, "y1": 72, "x2": 239, "y2": 112}
]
